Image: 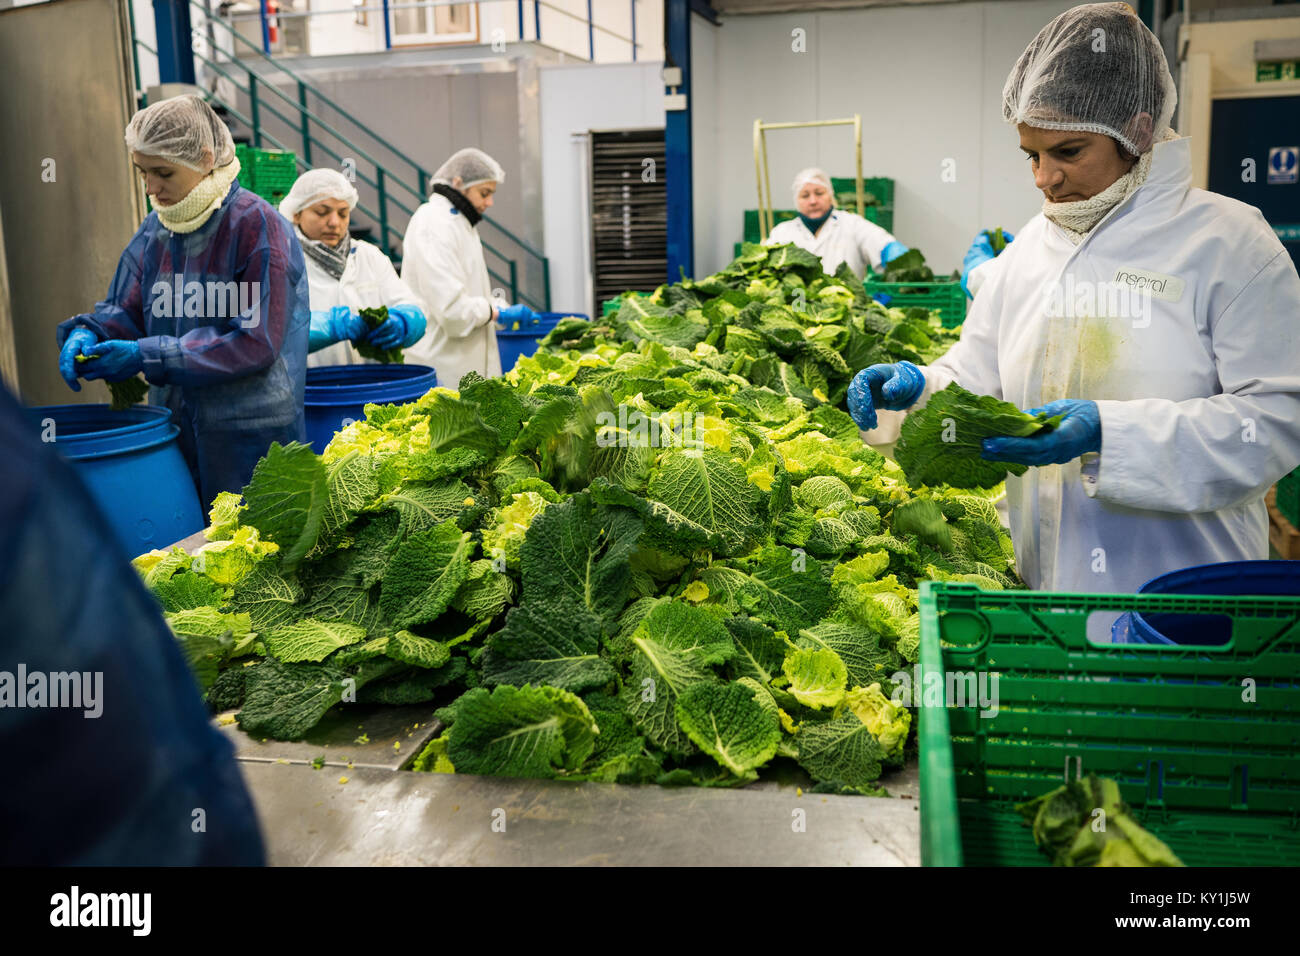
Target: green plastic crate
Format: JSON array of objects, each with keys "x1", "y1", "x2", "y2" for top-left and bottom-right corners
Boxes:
[
  {"x1": 742, "y1": 209, "x2": 798, "y2": 244},
  {"x1": 864, "y1": 275, "x2": 966, "y2": 327},
  {"x1": 831, "y1": 175, "x2": 894, "y2": 207},
  {"x1": 918, "y1": 582, "x2": 1300, "y2": 867},
  {"x1": 258, "y1": 186, "x2": 291, "y2": 207},
  {"x1": 1277, "y1": 468, "x2": 1300, "y2": 528},
  {"x1": 251, "y1": 147, "x2": 296, "y2": 177},
  {"x1": 234, "y1": 143, "x2": 254, "y2": 189}
]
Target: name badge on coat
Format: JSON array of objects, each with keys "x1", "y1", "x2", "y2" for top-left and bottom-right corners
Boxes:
[{"x1": 1111, "y1": 267, "x2": 1184, "y2": 302}]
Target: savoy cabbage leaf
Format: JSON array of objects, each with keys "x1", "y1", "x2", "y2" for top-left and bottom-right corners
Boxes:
[{"x1": 894, "y1": 384, "x2": 1063, "y2": 489}]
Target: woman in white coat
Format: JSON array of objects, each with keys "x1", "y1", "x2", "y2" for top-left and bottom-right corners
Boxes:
[
  {"x1": 401, "y1": 148, "x2": 535, "y2": 390},
  {"x1": 764, "y1": 168, "x2": 909, "y2": 279},
  {"x1": 848, "y1": 2, "x2": 1300, "y2": 597},
  {"x1": 280, "y1": 169, "x2": 427, "y2": 368}
]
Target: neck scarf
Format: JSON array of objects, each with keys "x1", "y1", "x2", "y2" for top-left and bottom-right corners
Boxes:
[
  {"x1": 433, "y1": 182, "x2": 482, "y2": 227},
  {"x1": 799, "y1": 209, "x2": 833, "y2": 235},
  {"x1": 1042, "y1": 129, "x2": 1179, "y2": 245},
  {"x1": 153, "y1": 157, "x2": 242, "y2": 234},
  {"x1": 295, "y1": 225, "x2": 351, "y2": 281}
]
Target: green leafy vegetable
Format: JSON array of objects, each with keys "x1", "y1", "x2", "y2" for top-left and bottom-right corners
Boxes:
[
  {"x1": 147, "y1": 240, "x2": 1026, "y2": 794},
  {"x1": 356, "y1": 306, "x2": 404, "y2": 364},
  {"x1": 1016, "y1": 775, "x2": 1184, "y2": 867},
  {"x1": 894, "y1": 384, "x2": 1064, "y2": 489}
]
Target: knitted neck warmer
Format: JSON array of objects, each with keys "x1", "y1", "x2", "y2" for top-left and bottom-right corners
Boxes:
[
  {"x1": 295, "y1": 225, "x2": 351, "y2": 280},
  {"x1": 1042, "y1": 129, "x2": 1179, "y2": 245},
  {"x1": 153, "y1": 157, "x2": 242, "y2": 234}
]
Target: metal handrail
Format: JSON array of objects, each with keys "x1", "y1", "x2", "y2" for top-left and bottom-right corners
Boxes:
[
  {"x1": 191, "y1": 0, "x2": 430, "y2": 186},
  {"x1": 137, "y1": 5, "x2": 553, "y2": 308},
  {"x1": 140, "y1": 44, "x2": 536, "y2": 308},
  {"x1": 192, "y1": 0, "x2": 560, "y2": 265}
]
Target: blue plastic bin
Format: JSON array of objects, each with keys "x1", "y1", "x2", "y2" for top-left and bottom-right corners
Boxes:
[
  {"x1": 304, "y1": 364, "x2": 437, "y2": 451},
  {"x1": 1113, "y1": 560, "x2": 1300, "y2": 646},
  {"x1": 28, "y1": 403, "x2": 204, "y2": 558},
  {"x1": 497, "y1": 312, "x2": 589, "y2": 373}
]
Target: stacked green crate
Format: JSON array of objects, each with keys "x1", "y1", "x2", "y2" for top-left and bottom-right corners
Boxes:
[
  {"x1": 250, "y1": 148, "x2": 298, "y2": 206},
  {"x1": 234, "y1": 144, "x2": 255, "y2": 190},
  {"x1": 831, "y1": 176, "x2": 893, "y2": 232}
]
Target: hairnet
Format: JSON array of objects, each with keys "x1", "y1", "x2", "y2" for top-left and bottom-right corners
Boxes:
[
  {"x1": 278, "y1": 168, "x2": 359, "y2": 218},
  {"x1": 431, "y1": 148, "x2": 505, "y2": 191},
  {"x1": 124, "y1": 95, "x2": 236, "y2": 173},
  {"x1": 791, "y1": 167, "x2": 833, "y2": 199},
  {"x1": 1003, "y1": 2, "x2": 1176, "y2": 156}
]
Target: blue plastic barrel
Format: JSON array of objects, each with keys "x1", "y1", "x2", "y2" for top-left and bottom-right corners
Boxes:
[
  {"x1": 28, "y1": 403, "x2": 204, "y2": 558},
  {"x1": 1113, "y1": 560, "x2": 1300, "y2": 646},
  {"x1": 497, "y1": 312, "x2": 589, "y2": 373},
  {"x1": 303, "y1": 363, "x2": 438, "y2": 451}
]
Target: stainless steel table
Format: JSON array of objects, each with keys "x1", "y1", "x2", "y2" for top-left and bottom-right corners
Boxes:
[
  {"x1": 169, "y1": 536, "x2": 924, "y2": 866},
  {"x1": 237, "y1": 761, "x2": 922, "y2": 866}
]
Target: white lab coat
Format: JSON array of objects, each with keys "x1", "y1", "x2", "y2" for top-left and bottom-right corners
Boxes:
[
  {"x1": 764, "y1": 210, "x2": 897, "y2": 279},
  {"x1": 906, "y1": 137, "x2": 1300, "y2": 595},
  {"x1": 401, "y1": 193, "x2": 501, "y2": 391},
  {"x1": 965, "y1": 247, "x2": 1008, "y2": 298},
  {"x1": 304, "y1": 239, "x2": 424, "y2": 368}
]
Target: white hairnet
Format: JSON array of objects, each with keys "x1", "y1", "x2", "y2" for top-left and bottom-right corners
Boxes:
[
  {"x1": 1003, "y1": 2, "x2": 1176, "y2": 156},
  {"x1": 791, "y1": 167, "x2": 833, "y2": 199},
  {"x1": 278, "y1": 168, "x2": 359, "y2": 218},
  {"x1": 124, "y1": 94, "x2": 236, "y2": 173},
  {"x1": 431, "y1": 148, "x2": 505, "y2": 191}
]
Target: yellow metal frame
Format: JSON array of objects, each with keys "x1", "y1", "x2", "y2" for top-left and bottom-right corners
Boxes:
[{"x1": 753, "y1": 116, "x2": 863, "y2": 241}]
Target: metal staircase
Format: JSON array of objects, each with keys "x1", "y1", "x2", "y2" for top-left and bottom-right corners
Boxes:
[{"x1": 129, "y1": 1, "x2": 551, "y2": 311}]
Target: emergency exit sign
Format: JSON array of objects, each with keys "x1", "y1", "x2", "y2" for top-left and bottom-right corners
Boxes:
[{"x1": 1257, "y1": 61, "x2": 1300, "y2": 82}]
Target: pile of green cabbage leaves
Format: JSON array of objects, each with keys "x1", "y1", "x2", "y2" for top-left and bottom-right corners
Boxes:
[{"x1": 134, "y1": 242, "x2": 1020, "y2": 793}]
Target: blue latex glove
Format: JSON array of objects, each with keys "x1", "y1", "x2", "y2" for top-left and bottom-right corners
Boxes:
[
  {"x1": 846, "y1": 361, "x2": 926, "y2": 431},
  {"x1": 367, "y1": 305, "x2": 426, "y2": 351},
  {"x1": 367, "y1": 313, "x2": 408, "y2": 350},
  {"x1": 497, "y1": 303, "x2": 535, "y2": 327},
  {"x1": 981, "y1": 399, "x2": 1101, "y2": 466},
  {"x1": 960, "y1": 229, "x2": 1015, "y2": 298},
  {"x1": 878, "y1": 241, "x2": 909, "y2": 266},
  {"x1": 58, "y1": 327, "x2": 99, "y2": 392},
  {"x1": 308, "y1": 305, "x2": 366, "y2": 352},
  {"x1": 390, "y1": 304, "x2": 427, "y2": 348},
  {"x1": 78, "y1": 339, "x2": 143, "y2": 382},
  {"x1": 871, "y1": 293, "x2": 894, "y2": 307}
]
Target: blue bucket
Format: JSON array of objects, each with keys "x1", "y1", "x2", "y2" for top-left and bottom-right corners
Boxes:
[
  {"x1": 497, "y1": 312, "x2": 589, "y2": 373},
  {"x1": 1113, "y1": 560, "x2": 1300, "y2": 646},
  {"x1": 28, "y1": 403, "x2": 204, "y2": 558},
  {"x1": 303, "y1": 363, "x2": 437, "y2": 451}
]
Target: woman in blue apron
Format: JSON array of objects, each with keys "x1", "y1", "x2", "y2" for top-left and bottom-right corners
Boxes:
[{"x1": 58, "y1": 95, "x2": 309, "y2": 507}]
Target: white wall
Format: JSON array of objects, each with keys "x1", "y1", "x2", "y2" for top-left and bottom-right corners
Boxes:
[
  {"x1": 539, "y1": 60, "x2": 665, "y2": 314},
  {"x1": 690, "y1": 9, "x2": 717, "y2": 279},
  {"x1": 692, "y1": 0, "x2": 1083, "y2": 277},
  {"x1": 307, "y1": 0, "x2": 385, "y2": 56}
]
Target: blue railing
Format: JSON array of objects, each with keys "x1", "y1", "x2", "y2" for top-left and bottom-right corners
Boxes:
[{"x1": 130, "y1": 0, "x2": 564, "y2": 309}]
